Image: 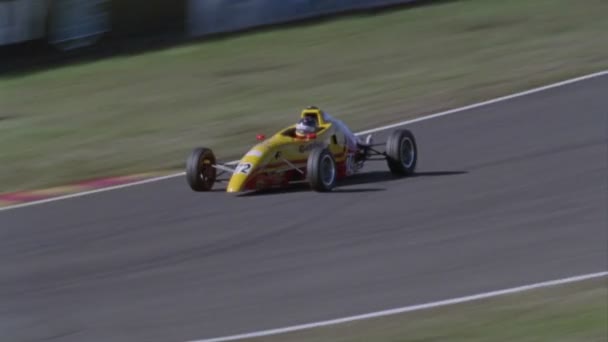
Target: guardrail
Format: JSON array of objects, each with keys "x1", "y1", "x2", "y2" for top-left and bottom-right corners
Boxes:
[
  {"x1": 1, "y1": 0, "x2": 422, "y2": 49},
  {"x1": 0, "y1": 0, "x2": 109, "y2": 49},
  {"x1": 187, "y1": 0, "x2": 421, "y2": 36}
]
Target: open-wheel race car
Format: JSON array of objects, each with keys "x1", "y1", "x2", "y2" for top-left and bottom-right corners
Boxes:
[{"x1": 185, "y1": 106, "x2": 417, "y2": 193}]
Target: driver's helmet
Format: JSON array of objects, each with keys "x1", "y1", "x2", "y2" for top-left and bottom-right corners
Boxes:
[{"x1": 295, "y1": 116, "x2": 317, "y2": 137}]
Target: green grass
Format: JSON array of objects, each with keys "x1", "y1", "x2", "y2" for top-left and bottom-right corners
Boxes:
[
  {"x1": 244, "y1": 277, "x2": 608, "y2": 342},
  {"x1": 1, "y1": 0, "x2": 607, "y2": 192}
]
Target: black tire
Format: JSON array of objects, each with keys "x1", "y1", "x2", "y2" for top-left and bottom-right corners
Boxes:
[
  {"x1": 306, "y1": 147, "x2": 337, "y2": 192},
  {"x1": 385, "y1": 129, "x2": 417, "y2": 176},
  {"x1": 186, "y1": 147, "x2": 217, "y2": 191}
]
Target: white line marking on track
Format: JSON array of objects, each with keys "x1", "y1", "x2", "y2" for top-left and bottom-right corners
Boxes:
[
  {"x1": 188, "y1": 271, "x2": 608, "y2": 342},
  {"x1": 356, "y1": 70, "x2": 608, "y2": 135},
  {"x1": 1, "y1": 70, "x2": 606, "y2": 212},
  {"x1": 0, "y1": 173, "x2": 185, "y2": 212}
]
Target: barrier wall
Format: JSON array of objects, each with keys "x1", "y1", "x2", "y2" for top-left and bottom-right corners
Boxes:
[
  {"x1": 1, "y1": 0, "x2": 422, "y2": 50},
  {"x1": 187, "y1": 0, "x2": 421, "y2": 36},
  {"x1": 109, "y1": 0, "x2": 186, "y2": 37},
  {"x1": 0, "y1": 0, "x2": 50, "y2": 45},
  {"x1": 48, "y1": 0, "x2": 109, "y2": 49},
  {"x1": 0, "y1": 0, "x2": 109, "y2": 49}
]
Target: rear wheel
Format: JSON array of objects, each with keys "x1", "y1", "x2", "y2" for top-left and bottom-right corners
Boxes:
[
  {"x1": 186, "y1": 147, "x2": 217, "y2": 191},
  {"x1": 307, "y1": 147, "x2": 336, "y2": 192},
  {"x1": 385, "y1": 129, "x2": 417, "y2": 176}
]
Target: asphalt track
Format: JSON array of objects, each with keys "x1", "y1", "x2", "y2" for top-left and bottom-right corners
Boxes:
[{"x1": 1, "y1": 74, "x2": 607, "y2": 342}]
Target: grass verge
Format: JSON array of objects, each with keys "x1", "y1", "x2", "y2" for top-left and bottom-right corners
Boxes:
[
  {"x1": 244, "y1": 276, "x2": 608, "y2": 342},
  {"x1": 1, "y1": 0, "x2": 607, "y2": 192}
]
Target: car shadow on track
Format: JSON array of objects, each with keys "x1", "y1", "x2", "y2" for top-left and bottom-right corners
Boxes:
[
  {"x1": 237, "y1": 185, "x2": 386, "y2": 197},
  {"x1": 236, "y1": 170, "x2": 467, "y2": 197},
  {"x1": 339, "y1": 170, "x2": 467, "y2": 187}
]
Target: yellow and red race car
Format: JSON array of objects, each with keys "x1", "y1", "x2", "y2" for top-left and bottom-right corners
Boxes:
[{"x1": 185, "y1": 106, "x2": 417, "y2": 193}]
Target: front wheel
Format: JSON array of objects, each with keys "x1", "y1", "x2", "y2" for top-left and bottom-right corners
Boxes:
[
  {"x1": 385, "y1": 129, "x2": 417, "y2": 176},
  {"x1": 186, "y1": 147, "x2": 217, "y2": 191},
  {"x1": 307, "y1": 147, "x2": 337, "y2": 192}
]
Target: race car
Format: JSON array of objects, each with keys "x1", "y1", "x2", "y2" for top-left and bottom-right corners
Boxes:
[{"x1": 185, "y1": 106, "x2": 417, "y2": 193}]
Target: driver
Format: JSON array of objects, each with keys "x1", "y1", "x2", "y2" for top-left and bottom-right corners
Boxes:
[{"x1": 295, "y1": 116, "x2": 318, "y2": 138}]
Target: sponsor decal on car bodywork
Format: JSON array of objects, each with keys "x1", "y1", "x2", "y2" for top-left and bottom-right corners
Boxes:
[
  {"x1": 298, "y1": 142, "x2": 326, "y2": 153},
  {"x1": 235, "y1": 162, "x2": 253, "y2": 174}
]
